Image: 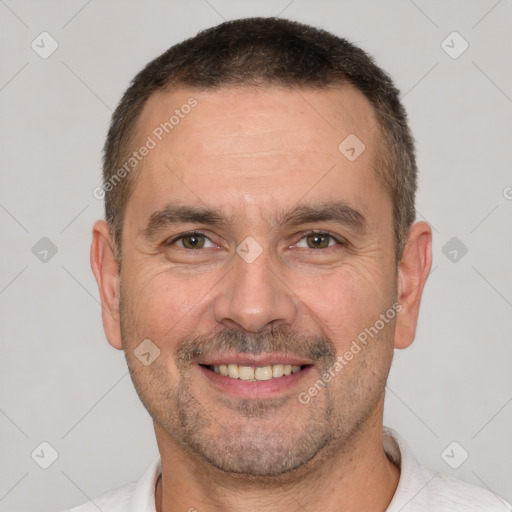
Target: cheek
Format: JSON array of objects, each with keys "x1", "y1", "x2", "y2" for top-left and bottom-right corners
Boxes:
[
  {"x1": 291, "y1": 260, "x2": 396, "y2": 344},
  {"x1": 120, "y1": 264, "x2": 219, "y2": 346}
]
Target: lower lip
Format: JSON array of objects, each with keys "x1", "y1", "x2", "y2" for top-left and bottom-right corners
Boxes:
[{"x1": 198, "y1": 365, "x2": 313, "y2": 399}]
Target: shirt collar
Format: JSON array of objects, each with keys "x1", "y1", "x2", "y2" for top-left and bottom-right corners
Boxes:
[{"x1": 129, "y1": 456, "x2": 161, "y2": 512}]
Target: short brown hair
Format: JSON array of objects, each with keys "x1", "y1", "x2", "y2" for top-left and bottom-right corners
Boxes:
[{"x1": 102, "y1": 17, "x2": 417, "y2": 265}]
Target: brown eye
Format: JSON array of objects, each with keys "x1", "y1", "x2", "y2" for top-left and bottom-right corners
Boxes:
[
  {"x1": 176, "y1": 233, "x2": 208, "y2": 249},
  {"x1": 304, "y1": 233, "x2": 333, "y2": 249}
]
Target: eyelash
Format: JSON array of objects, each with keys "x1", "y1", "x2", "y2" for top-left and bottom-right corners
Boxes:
[
  {"x1": 165, "y1": 230, "x2": 214, "y2": 249},
  {"x1": 295, "y1": 230, "x2": 345, "y2": 250},
  {"x1": 165, "y1": 230, "x2": 345, "y2": 251}
]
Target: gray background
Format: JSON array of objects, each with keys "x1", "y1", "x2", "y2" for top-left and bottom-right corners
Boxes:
[{"x1": 0, "y1": 0, "x2": 511, "y2": 510}]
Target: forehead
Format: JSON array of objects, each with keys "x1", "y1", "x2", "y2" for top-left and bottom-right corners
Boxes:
[{"x1": 127, "y1": 85, "x2": 388, "y2": 228}]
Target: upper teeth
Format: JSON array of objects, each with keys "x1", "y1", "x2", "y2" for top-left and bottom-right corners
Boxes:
[{"x1": 210, "y1": 364, "x2": 301, "y2": 381}]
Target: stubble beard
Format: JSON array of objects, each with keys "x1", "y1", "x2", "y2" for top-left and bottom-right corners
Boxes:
[{"x1": 119, "y1": 294, "x2": 393, "y2": 481}]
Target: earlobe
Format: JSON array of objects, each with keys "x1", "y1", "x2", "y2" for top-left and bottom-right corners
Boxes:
[
  {"x1": 394, "y1": 221, "x2": 432, "y2": 350},
  {"x1": 90, "y1": 220, "x2": 123, "y2": 350}
]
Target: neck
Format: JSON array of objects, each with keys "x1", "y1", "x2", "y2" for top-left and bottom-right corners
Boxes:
[{"x1": 154, "y1": 410, "x2": 399, "y2": 512}]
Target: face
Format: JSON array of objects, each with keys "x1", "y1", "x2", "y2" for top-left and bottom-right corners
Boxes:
[{"x1": 102, "y1": 86, "x2": 406, "y2": 477}]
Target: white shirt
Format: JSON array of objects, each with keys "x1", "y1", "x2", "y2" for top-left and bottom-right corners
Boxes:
[{"x1": 65, "y1": 428, "x2": 511, "y2": 511}]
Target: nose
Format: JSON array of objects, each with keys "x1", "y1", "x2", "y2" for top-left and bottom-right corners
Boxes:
[{"x1": 212, "y1": 249, "x2": 298, "y2": 333}]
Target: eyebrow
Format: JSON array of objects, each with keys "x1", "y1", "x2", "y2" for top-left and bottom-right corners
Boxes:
[
  {"x1": 141, "y1": 204, "x2": 230, "y2": 239},
  {"x1": 140, "y1": 200, "x2": 366, "y2": 240},
  {"x1": 276, "y1": 201, "x2": 366, "y2": 233}
]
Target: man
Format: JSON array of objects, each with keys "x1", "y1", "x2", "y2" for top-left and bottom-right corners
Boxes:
[{"x1": 70, "y1": 17, "x2": 509, "y2": 512}]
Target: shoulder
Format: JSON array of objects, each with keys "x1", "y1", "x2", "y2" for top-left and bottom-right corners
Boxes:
[
  {"x1": 61, "y1": 457, "x2": 161, "y2": 512},
  {"x1": 384, "y1": 427, "x2": 511, "y2": 512},
  {"x1": 424, "y1": 472, "x2": 511, "y2": 511},
  {"x1": 62, "y1": 482, "x2": 136, "y2": 512}
]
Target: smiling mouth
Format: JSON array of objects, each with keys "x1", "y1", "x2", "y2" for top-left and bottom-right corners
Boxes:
[{"x1": 200, "y1": 364, "x2": 308, "y2": 381}]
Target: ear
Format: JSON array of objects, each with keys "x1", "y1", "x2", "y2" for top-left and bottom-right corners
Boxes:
[
  {"x1": 90, "y1": 220, "x2": 123, "y2": 350},
  {"x1": 394, "y1": 221, "x2": 432, "y2": 349}
]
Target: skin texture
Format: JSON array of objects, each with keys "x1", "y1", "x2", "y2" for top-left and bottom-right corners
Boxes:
[{"x1": 91, "y1": 85, "x2": 432, "y2": 512}]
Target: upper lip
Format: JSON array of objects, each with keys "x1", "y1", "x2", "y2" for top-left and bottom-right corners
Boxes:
[{"x1": 198, "y1": 352, "x2": 313, "y2": 367}]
